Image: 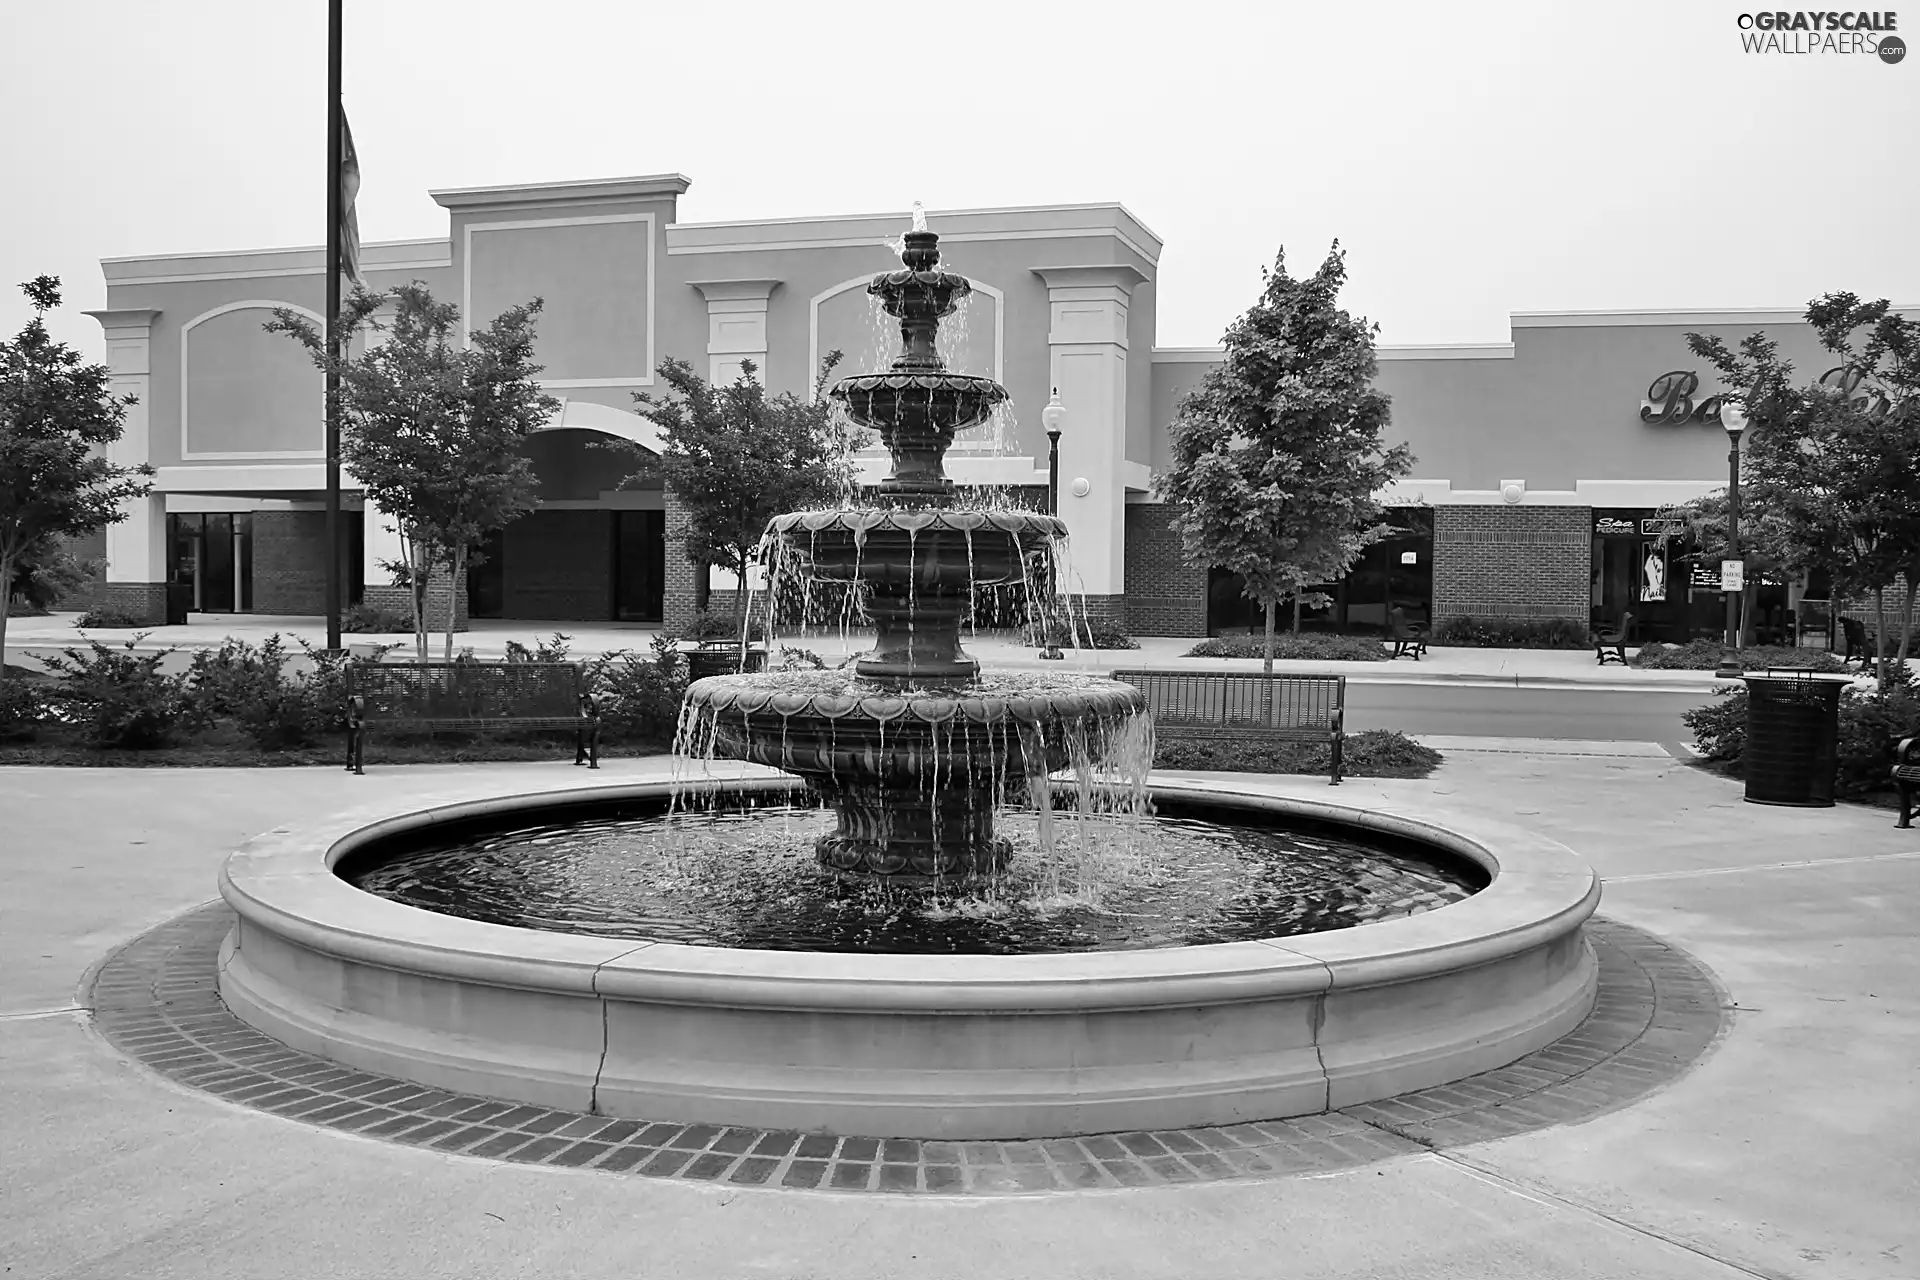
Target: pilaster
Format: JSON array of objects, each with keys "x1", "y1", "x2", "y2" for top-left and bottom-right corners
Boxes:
[
  {"x1": 689, "y1": 279, "x2": 781, "y2": 387},
  {"x1": 1033, "y1": 266, "x2": 1146, "y2": 599},
  {"x1": 85, "y1": 309, "x2": 166, "y2": 586}
]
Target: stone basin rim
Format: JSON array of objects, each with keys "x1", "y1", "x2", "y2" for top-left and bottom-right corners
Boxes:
[{"x1": 217, "y1": 776, "x2": 1600, "y2": 1014}]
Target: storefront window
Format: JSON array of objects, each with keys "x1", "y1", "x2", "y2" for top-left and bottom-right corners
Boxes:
[
  {"x1": 165, "y1": 513, "x2": 253, "y2": 614},
  {"x1": 1206, "y1": 507, "x2": 1434, "y2": 636}
]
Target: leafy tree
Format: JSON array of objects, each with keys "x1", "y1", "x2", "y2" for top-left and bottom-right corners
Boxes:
[
  {"x1": 1651, "y1": 490, "x2": 1797, "y2": 648},
  {"x1": 269, "y1": 283, "x2": 558, "y2": 660},
  {"x1": 8, "y1": 535, "x2": 100, "y2": 615},
  {"x1": 1683, "y1": 295, "x2": 1920, "y2": 686},
  {"x1": 613, "y1": 354, "x2": 855, "y2": 632},
  {"x1": 0, "y1": 277, "x2": 150, "y2": 677},
  {"x1": 1154, "y1": 244, "x2": 1413, "y2": 675}
]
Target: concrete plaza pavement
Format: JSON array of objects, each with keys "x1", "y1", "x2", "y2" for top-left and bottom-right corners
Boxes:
[
  {"x1": 2, "y1": 745, "x2": 1915, "y2": 1279},
  {"x1": 6, "y1": 610, "x2": 1741, "y2": 691}
]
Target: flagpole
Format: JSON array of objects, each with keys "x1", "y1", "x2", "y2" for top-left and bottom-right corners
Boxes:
[{"x1": 324, "y1": 0, "x2": 343, "y2": 651}]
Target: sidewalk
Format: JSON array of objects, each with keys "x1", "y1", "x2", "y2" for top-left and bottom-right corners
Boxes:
[{"x1": 5, "y1": 611, "x2": 1737, "y2": 691}]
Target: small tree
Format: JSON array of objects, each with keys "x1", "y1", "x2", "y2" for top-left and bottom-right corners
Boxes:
[
  {"x1": 1684, "y1": 295, "x2": 1920, "y2": 686},
  {"x1": 269, "y1": 283, "x2": 557, "y2": 660},
  {"x1": 0, "y1": 277, "x2": 150, "y2": 677},
  {"x1": 1155, "y1": 244, "x2": 1413, "y2": 675},
  {"x1": 614, "y1": 354, "x2": 853, "y2": 635},
  {"x1": 1651, "y1": 491, "x2": 1796, "y2": 647}
]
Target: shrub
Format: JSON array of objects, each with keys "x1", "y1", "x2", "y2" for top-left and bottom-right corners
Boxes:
[
  {"x1": 40, "y1": 638, "x2": 200, "y2": 749},
  {"x1": 0, "y1": 676, "x2": 49, "y2": 742},
  {"x1": 75, "y1": 606, "x2": 146, "y2": 629},
  {"x1": 1681, "y1": 688, "x2": 1746, "y2": 762},
  {"x1": 1185, "y1": 632, "x2": 1388, "y2": 662},
  {"x1": 675, "y1": 608, "x2": 768, "y2": 643},
  {"x1": 1430, "y1": 616, "x2": 1590, "y2": 649},
  {"x1": 1154, "y1": 729, "x2": 1441, "y2": 778},
  {"x1": 775, "y1": 645, "x2": 830, "y2": 671},
  {"x1": 1022, "y1": 618, "x2": 1140, "y2": 650},
  {"x1": 504, "y1": 633, "x2": 573, "y2": 663},
  {"x1": 589, "y1": 636, "x2": 687, "y2": 746},
  {"x1": 1633, "y1": 639, "x2": 1845, "y2": 672},
  {"x1": 187, "y1": 635, "x2": 294, "y2": 719},
  {"x1": 343, "y1": 602, "x2": 413, "y2": 633}
]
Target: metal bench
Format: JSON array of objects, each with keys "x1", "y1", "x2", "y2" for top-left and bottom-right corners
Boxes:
[
  {"x1": 1892, "y1": 737, "x2": 1920, "y2": 828},
  {"x1": 345, "y1": 661, "x2": 599, "y2": 775},
  {"x1": 1594, "y1": 610, "x2": 1634, "y2": 666},
  {"x1": 1111, "y1": 669, "x2": 1347, "y2": 784}
]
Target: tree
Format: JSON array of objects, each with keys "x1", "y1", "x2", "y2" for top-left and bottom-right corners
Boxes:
[
  {"x1": 269, "y1": 283, "x2": 558, "y2": 660},
  {"x1": 1154, "y1": 244, "x2": 1413, "y2": 675},
  {"x1": 1651, "y1": 490, "x2": 1796, "y2": 648},
  {"x1": 1683, "y1": 295, "x2": 1920, "y2": 687},
  {"x1": 614, "y1": 354, "x2": 855, "y2": 632},
  {"x1": 0, "y1": 277, "x2": 150, "y2": 678}
]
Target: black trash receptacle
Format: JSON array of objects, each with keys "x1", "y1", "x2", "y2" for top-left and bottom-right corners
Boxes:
[
  {"x1": 164, "y1": 583, "x2": 193, "y2": 625},
  {"x1": 1743, "y1": 671, "x2": 1843, "y2": 807},
  {"x1": 684, "y1": 643, "x2": 768, "y2": 681}
]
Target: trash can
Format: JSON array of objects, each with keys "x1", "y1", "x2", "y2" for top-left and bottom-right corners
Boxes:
[
  {"x1": 684, "y1": 642, "x2": 768, "y2": 681},
  {"x1": 164, "y1": 583, "x2": 193, "y2": 625},
  {"x1": 1742, "y1": 671, "x2": 1844, "y2": 807}
]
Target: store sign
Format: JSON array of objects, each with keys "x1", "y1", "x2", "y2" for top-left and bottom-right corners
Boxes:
[
  {"x1": 1818, "y1": 366, "x2": 1895, "y2": 420},
  {"x1": 1596, "y1": 516, "x2": 1636, "y2": 536},
  {"x1": 1639, "y1": 371, "x2": 1726, "y2": 426},
  {"x1": 1400, "y1": 551, "x2": 1417, "y2": 565},
  {"x1": 1690, "y1": 565, "x2": 1721, "y2": 588},
  {"x1": 1641, "y1": 518, "x2": 1685, "y2": 537}
]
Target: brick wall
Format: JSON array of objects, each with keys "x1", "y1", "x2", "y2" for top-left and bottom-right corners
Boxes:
[
  {"x1": 663, "y1": 490, "x2": 701, "y2": 635},
  {"x1": 1122, "y1": 503, "x2": 1207, "y2": 637},
  {"x1": 251, "y1": 511, "x2": 329, "y2": 614},
  {"x1": 365, "y1": 581, "x2": 469, "y2": 631},
  {"x1": 502, "y1": 511, "x2": 611, "y2": 620},
  {"x1": 91, "y1": 582, "x2": 169, "y2": 625},
  {"x1": 1432, "y1": 506, "x2": 1592, "y2": 626}
]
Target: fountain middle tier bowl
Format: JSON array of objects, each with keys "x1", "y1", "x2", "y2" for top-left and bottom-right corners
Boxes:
[
  {"x1": 828, "y1": 371, "x2": 1009, "y2": 435},
  {"x1": 767, "y1": 508, "x2": 1067, "y2": 589}
]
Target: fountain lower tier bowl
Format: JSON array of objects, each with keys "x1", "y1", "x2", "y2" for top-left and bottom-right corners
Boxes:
[
  {"x1": 216, "y1": 777, "x2": 1600, "y2": 1139},
  {"x1": 680, "y1": 672, "x2": 1150, "y2": 877}
]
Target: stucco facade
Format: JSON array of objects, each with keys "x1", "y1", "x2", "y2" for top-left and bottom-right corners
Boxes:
[{"x1": 85, "y1": 170, "x2": 1910, "y2": 639}]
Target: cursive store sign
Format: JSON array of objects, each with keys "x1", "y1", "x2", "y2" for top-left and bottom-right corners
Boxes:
[{"x1": 1640, "y1": 371, "x2": 1726, "y2": 425}]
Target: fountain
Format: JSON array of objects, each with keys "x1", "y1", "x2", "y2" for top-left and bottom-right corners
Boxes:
[
  {"x1": 676, "y1": 220, "x2": 1148, "y2": 879},
  {"x1": 211, "y1": 211, "x2": 1602, "y2": 1140}
]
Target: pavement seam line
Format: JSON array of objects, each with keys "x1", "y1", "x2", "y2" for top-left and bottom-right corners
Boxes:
[
  {"x1": 1608, "y1": 849, "x2": 1920, "y2": 883},
  {"x1": 1439, "y1": 1154, "x2": 1799, "y2": 1280},
  {"x1": 0, "y1": 1005, "x2": 89, "y2": 1021}
]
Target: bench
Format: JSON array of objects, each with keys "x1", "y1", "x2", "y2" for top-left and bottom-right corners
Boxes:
[
  {"x1": 1893, "y1": 737, "x2": 1920, "y2": 829},
  {"x1": 345, "y1": 661, "x2": 599, "y2": 775},
  {"x1": 1594, "y1": 611, "x2": 1634, "y2": 666},
  {"x1": 1111, "y1": 669, "x2": 1347, "y2": 784},
  {"x1": 1388, "y1": 607, "x2": 1429, "y2": 660}
]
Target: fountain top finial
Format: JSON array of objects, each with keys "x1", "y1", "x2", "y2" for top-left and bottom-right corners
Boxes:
[{"x1": 911, "y1": 200, "x2": 927, "y2": 233}]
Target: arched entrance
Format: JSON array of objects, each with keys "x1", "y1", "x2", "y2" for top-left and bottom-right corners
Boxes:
[{"x1": 464, "y1": 400, "x2": 669, "y2": 624}]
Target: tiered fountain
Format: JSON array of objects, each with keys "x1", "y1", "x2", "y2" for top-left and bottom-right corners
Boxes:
[
  {"x1": 215, "y1": 211, "x2": 1601, "y2": 1140},
  {"x1": 677, "y1": 217, "x2": 1149, "y2": 879}
]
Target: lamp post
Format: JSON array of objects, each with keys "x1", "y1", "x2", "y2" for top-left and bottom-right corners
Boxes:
[
  {"x1": 1714, "y1": 399, "x2": 1749, "y2": 680},
  {"x1": 1039, "y1": 389, "x2": 1066, "y2": 660}
]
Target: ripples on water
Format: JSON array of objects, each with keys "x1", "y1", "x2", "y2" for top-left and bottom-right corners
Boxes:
[{"x1": 344, "y1": 802, "x2": 1480, "y2": 956}]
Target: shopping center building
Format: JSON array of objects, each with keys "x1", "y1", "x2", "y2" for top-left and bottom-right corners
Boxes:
[{"x1": 81, "y1": 171, "x2": 1900, "y2": 641}]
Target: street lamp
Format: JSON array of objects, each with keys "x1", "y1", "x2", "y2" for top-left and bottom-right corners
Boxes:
[
  {"x1": 1039, "y1": 389, "x2": 1067, "y2": 660},
  {"x1": 1714, "y1": 398, "x2": 1749, "y2": 680}
]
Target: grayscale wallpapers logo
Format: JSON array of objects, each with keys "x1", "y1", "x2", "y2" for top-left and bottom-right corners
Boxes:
[{"x1": 1736, "y1": 11, "x2": 1905, "y2": 60}]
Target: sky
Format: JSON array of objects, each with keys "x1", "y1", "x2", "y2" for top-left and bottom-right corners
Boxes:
[{"x1": 3, "y1": 0, "x2": 1916, "y2": 364}]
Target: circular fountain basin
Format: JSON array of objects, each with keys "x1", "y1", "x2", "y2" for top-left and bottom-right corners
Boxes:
[{"x1": 216, "y1": 777, "x2": 1599, "y2": 1140}]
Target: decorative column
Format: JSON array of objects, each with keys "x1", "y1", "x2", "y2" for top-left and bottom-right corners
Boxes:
[
  {"x1": 688, "y1": 279, "x2": 780, "y2": 387},
  {"x1": 85, "y1": 309, "x2": 168, "y2": 623},
  {"x1": 688, "y1": 280, "x2": 781, "y2": 609},
  {"x1": 1033, "y1": 266, "x2": 1146, "y2": 629}
]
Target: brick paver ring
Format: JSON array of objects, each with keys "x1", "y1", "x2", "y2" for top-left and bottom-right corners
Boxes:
[{"x1": 88, "y1": 906, "x2": 1727, "y2": 1195}]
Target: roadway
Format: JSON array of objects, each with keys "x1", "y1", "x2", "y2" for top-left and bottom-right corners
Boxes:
[{"x1": 1342, "y1": 682, "x2": 1717, "y2": 744}]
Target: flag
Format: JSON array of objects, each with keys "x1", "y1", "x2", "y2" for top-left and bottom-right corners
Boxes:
[{"x1": 339, "y1": 110, "x2": 362, "y2": 288}]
